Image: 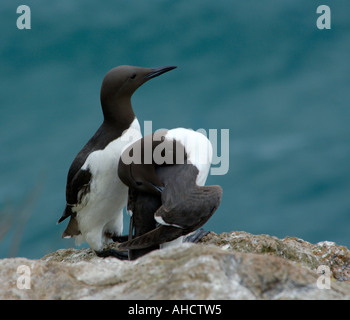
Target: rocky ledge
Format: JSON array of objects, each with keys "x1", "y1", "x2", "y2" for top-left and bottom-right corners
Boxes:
[{"x1": 1, "y1": 231, "x2": 350, "y2": 299}]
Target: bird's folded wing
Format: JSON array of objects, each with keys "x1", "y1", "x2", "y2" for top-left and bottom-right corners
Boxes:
[
  {"x1": 118, "y1": 185, "x2": 222, "y2": 250},
  {"x1": 118, "y1": 225, "x2": 184, "y2": 250},
  {"x1": 157, "y1": 185, "x2": 223, "y2": 228},
  {"x1": 58, "y1": 168, "x2": 92, "y2": 223}
]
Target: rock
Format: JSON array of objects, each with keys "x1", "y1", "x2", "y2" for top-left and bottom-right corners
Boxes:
[
  {"x1": 200, "y1": 231, "x2": 350, "y2": 282},
  {"x1": 1, "y1": 231, "x2": 350, "y2": 299}
]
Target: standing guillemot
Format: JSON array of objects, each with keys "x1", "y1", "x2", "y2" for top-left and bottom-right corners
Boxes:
[
  {"x1": 57, "y1": 65, "x2": 177, "y2": 257},
  {"x1": 117, "y1": 128, "x2": 223, "y2": 259}
]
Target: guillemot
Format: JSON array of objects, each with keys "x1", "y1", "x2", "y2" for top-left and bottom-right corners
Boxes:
[
  {"x1": 57, "y1": 65, "x2": 177, "y2": 257},
  {"x1": 117, "y1": 128, "x2": 223, "y2": 259}
]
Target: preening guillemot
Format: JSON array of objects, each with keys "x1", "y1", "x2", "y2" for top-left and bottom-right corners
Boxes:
[
  {"x1": 117, "y1": 128, "x2": 223, "y2": 260},
  {"x1": 57, "y1": 65, "x2": 177, "y2": 256}
]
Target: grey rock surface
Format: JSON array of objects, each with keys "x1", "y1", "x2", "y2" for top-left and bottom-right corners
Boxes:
[{"x1": 1, "y1": 231, "x2": 350, "y2": 299}]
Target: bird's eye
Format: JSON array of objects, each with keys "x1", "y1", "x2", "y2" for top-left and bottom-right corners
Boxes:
[{"x1": 130, "y1": 74, "x2": 136, "y2": 80}]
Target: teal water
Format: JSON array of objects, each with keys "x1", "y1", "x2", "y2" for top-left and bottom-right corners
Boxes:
[{"x1": 1, "y1": 0, "x2": 349, "y2": 258}]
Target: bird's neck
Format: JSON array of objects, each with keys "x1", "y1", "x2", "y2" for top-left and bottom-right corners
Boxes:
[{"x1": 102, "y1": 96, "x2": 135, "y2": 130}]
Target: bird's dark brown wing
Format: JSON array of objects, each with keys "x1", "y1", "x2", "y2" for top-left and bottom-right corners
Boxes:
[
  {"x1": 57, "y1": 168, "x2": 92, "y2": 224},
  {"x1": 118, "y1": 143, "x2": 222, "y2": 254},
  {"x1": 156, "y1": 184, "x2": 223, "y2": 229},
  {"x1": 126, "y1": 187, "x2": 162, "y2": 259},
  {"x1": 118, "y1": 225, "x2": 183, "y2": 250},
  {"x1": 118, "y1": 183, "x2": 222, "y2": 250}
]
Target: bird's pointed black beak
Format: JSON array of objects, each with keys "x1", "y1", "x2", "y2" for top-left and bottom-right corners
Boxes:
[{"x1": 144, "y1": 66, "x2": 177, "y2": 80}]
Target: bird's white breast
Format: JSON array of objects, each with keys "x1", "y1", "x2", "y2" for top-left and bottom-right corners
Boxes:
[{"x1": 75, "y1": 118, "x2": 142, "y2": 251}]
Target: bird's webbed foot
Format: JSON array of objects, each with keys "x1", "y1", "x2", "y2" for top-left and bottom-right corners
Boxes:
[{"x1": 184, "y1": 228, "x2": 210, "y2": 243}]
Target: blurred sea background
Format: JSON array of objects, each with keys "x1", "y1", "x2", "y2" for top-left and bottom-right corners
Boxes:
[{"x1": 0, "y1": 0, "x2": 349, "y2": 258}]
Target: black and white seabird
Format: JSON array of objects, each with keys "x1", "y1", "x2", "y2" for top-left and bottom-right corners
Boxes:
[
  {"x1": 117, "y1": 128, "x2": 223, "y2": 259},
  {"x1": 57, "y1": 65, "x2": 177, "y2": 256}
]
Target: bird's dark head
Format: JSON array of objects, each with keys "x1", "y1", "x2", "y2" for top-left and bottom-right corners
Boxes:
[{"x1": 100, "y1": 65, "x2": 177, "y2": 124}]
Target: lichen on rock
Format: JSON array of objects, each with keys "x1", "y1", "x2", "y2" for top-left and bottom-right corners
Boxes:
[{"x1": 200, "y1": 231, "x2": 350, "y2": 282}]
